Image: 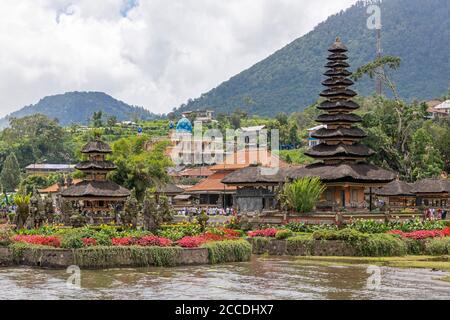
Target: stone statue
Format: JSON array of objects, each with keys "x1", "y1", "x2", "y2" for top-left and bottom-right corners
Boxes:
[
  {"x1": 122, "y1": 191, "x2": 139, "y2": 228},
  {"x1": 142, "y1": 194, "x2": 161, "y2": 232},
  {"x1": 43, "y1": 196, "x2": 55, "y2": 224},
  {"x1": 29, "y1": 189, "x2": 45, "y2": 228},
  {"x1": 159, "y1": 195, "x2": 174, "y2": 223}
]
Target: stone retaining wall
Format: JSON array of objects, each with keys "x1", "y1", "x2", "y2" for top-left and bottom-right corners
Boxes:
[
  {"x1": 249, "y1": 238, "x2": 357, "y2": 256},
  {"x1": 0, "y1": 247, "x2": 210, "y2": 269}
]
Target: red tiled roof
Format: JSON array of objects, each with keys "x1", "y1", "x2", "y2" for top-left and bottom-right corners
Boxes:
[
  {"x1": 39, "y1": 179, "x2": 83, "y2": 194},
  {"x1": 186, "y1": 172, "x2": 237, "y2": 193},
  {"x1": 209, "y1": 149, "x2": 287, "y2": 171}
]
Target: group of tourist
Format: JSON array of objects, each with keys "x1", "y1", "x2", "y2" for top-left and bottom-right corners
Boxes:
[
  {"x1": 424, "y1": 207, "x2": 448, "y2": 220},
  {"x1": 176, "y1": 207, "x2": 236, "y2": 217}
]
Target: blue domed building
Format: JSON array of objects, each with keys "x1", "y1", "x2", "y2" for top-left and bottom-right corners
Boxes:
[{"x1": 176, "y1": 116, "x2": 193, "y2": 134}]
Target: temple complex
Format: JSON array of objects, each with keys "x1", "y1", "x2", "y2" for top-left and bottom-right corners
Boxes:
[
  {"x1": 223, "y1": 38, "x2": 396, "y2": 213},
  {"x1": 60, "y1": 138, "x2": 130, "y2": 214}
]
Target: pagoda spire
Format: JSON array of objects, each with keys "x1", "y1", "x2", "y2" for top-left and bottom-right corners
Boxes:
[{"x1": 305, "y1": 38, "x2": 374, "y2": 164}]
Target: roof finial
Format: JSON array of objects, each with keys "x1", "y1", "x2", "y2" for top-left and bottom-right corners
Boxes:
[{"x1": 336, "y1": 37, "x2": 341, "y2": 42}]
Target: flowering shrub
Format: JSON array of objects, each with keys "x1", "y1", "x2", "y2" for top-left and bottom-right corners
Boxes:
[
  {"x1": 389, "y1": 227, "x2": 450, "y2": 240},
  {"x1": 248, "y1": 228, "x2": 278, "y2": 238},
  {"x1": 82, "y1": 238, "x2": 97, "y2": 247},
  {"x1": 136, "y1": 236, "x2": 172, "y2": 247},
  {"x1": 176, "y1": 230, "x2": 241, "y2": 248},
  {"x1": 176, "y1": 236, "x2": 205, "y2": 248},
  {"x1": 12, "y1": 235, "x2": 61, "y2": 248},
  {"x1": 112, "y1": 236, "x2": 172, "y2": 247},
  {"x1": 111, "y1": 237, "x2": 134, "y2": 246}
]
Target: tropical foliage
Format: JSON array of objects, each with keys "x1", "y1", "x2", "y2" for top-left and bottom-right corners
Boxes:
[{"x1": 278, "y1": 177, "x2": 325, "y2": 213}]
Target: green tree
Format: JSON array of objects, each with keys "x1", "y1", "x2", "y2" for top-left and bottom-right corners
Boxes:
[
  {"x1": 0, "y1": 153, "x2": 21, "y2": 192},
  {"x1": 91, "y1": 111, "x2": 104, "y2": 128}
]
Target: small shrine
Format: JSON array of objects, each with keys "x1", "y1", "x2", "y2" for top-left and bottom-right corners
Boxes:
[{"x1": 60, "y1": 137, "x2": 131, "y2": 215}]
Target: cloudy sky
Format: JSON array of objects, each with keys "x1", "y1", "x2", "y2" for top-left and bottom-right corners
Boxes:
[{"x1": 0, "y1": 0, "x2": 358, "y2": 117}]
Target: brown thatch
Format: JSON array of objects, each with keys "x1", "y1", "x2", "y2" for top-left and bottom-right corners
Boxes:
[
  {"x1": 327, "y1": 53, "x2": 348, "y2": 61},
  {"x1": 61, "y1": 180, "x2": 130, "y2": 198},
  {"x1": 325, "y1": 61, "x2": 350, "y2": 69},
  {"x1": 316, "y1": 114, "x2": 362, "y2": 123},
  {"x1": 311, "y1": 127, "x2": 366, "y2": 139},
  {"x1": 221, "y1": 165, "x2": 286, "y2": 185},
  {"x1": 75, "y1": 161, "x2": 117, "y2": 171},
  {"x1": 375, "y1": 180, "x2": 414, "y2": 196},
  {"x1": 328, "y1": 38, "x2": 348, "y2": 52},
  {"x1": 320, "y1": 88, "x2": 357, "y2": 98},
  {"x1": 322, "y1": 78, "x2": 354, "y2": 87},
  {"x1": 305, "y1": 143, "x2": 374, "y2": 158},
  {"x1": 318, "y1": 100, "x2": 360, "y2": 110},
  {"x1": 156, "y1": 183, "x2": 185, "y2": 194},
  {"x1": 286, "y1": 163, "x2": 396, "y2": 184},
  {"x1": 81, "y1": 140, "x2": 112, "y2": 154},
  {"x1": 324, "y1": 69, "x2": 352, "y2": 77},
  {"x1": 412, "y1": 179, "x2": 450, "y2": 194}
]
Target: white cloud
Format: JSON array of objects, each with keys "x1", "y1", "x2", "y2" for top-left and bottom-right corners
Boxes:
[{"x1": 0, "y1": 0, "x2": 357, "y2": 117}]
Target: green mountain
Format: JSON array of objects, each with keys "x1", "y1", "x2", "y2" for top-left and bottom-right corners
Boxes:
[
  {"x1": 176, "y1": 0, "x2": 450, "y2": 116},
  {"x1": 0, "y1": 91, "x2": 159, "y2": 128}
]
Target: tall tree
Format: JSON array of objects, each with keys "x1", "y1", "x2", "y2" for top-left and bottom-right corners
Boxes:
[{"x1": 0, "y1": 153, "x2": 21, "y2": 192}]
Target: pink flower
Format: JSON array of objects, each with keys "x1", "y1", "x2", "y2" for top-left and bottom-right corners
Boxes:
[{"x1": 248, "y1": 228, "x2": 278, "y2": 238}]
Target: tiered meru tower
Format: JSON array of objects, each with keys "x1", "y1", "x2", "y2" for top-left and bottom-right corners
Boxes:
[
  {"x1": 298, "y1": 38, "x2": 395, "y2": 210},
  {"x1": 61, "y1": 138, "x2": 130, "y2": 214}
]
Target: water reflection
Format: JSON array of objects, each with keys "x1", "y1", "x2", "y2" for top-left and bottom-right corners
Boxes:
[{"x1": 0, "y1": 256, "x2": 449, "y2": 300}]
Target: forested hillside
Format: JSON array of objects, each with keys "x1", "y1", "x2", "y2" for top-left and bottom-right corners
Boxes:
[{"x1": 176, "y1": 0, "x2": 450, "y2": 116}]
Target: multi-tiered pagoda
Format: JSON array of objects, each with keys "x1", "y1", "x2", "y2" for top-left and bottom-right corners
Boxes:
[
  {"x1": 293, "y1": 38, "x2": 395, "y2": 210},
  {"x1": 61, "y1": 138, "x2": 130, "y2": 213}
]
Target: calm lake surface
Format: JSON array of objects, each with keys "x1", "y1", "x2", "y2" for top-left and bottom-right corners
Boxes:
[{"x1": 1, "y1": 256, "x2": 449, "y2": 300}]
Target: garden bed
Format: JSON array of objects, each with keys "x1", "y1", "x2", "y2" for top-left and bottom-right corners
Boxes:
[{"x1": 0, "y1": 240, "x2": 252, "y2": 269}]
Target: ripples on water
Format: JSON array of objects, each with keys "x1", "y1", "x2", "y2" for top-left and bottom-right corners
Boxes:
[{"x1": 0, "y1": 256, "x2": 449, "y2": 300}]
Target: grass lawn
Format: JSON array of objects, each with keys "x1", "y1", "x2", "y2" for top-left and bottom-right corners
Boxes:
[{"x1": 293, "y1": 255, "x2": 450, "y2": 271}]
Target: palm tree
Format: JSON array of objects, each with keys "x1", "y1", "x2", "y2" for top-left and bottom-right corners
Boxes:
[
  {"x1": 13, "y1": 193, "x2": 31, "y2": 229},
  {"x1": 278, "y1": 177, "x2": 325, "y2": 214}
]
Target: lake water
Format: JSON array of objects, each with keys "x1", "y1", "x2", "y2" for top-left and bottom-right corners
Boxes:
[{"x1": 1, "y1": 256, "x2": 449, "y2": 300}]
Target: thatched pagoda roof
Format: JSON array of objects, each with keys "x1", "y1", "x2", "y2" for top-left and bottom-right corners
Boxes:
[
  {"x1": 412, "y1": 179, "x2": 450, "y2": 194},
  {"x1": 286, "y1": 163, "x2": 396, "y2": 184},
  {"x1": 318, "y1": 100, "x2": 360, "y2": 111},
  {"x1": 305, "y1": 143, "x2": 374, "y2": 159},
  {"x1": 322, "y1": 78, "x2": 354, "y2": 87},
  {"x1": 81, "y1": 140, "x2": 112, "y2": 154},
  {"x1": 324, "y1": 69, "x2": 352, "y2": 77},
  {"x1": 328, "y1": 38, "x2": 348, "y2": 52},
  {"x1": 221, "y1": 165, "x2": 286, "y2": 185},
  {"x1": 316, "y1": 114, "x2": 362, "y2": 124},
  {"x1": 327, "y1": 53, "x2": 348, "y2": 61},
  {"x1": 156, "y1": 183, "x2": 185, "y2": 194},
  {"x1": 311, "y1": 127, "x2": 366, "y2": 139},
  {"x1": 320, "y1": 88, "x2": 358, "y2": 98},
  {"x1": 61, "y1": 180, "x2": 130, "y2": 198},
  {"x1": 75, "y1": 161, "x2": 117, "y2": 171},
  {"x1": 375, "y1": 180, "x2": 414, "y2": 196}
]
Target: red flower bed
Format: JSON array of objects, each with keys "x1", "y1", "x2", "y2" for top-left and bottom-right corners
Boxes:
[
  {"x1": 247, "y1": 228, "x2": 278, "y2": 238},
  {"x1": 176, "y1": 231, "x2": 240, "y2": 248},
  {"x1": 82, "y1": 238, "x2": 97, "y2": 247},
  {"x1": 176, "y1": 236, "x2": 205, "y2": 248},
  {"x1": 111, "y1": 237, "x2": 134, "y2": 246},
  {"x1": 136, "y1": 236, "x2": 173, "y2": 247},
  {"x1": 389, "y1": 227, "x2": 450, "y2": 240},
  {"x1": 12, "y1": 235, "x2": 61, "y2": 248},
  {"x1": 112, "y1": 236, "x2": 172, "y2": 247},
  {"x1": 221, "y1": 228, "x2": 241, "y2": 239}
]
